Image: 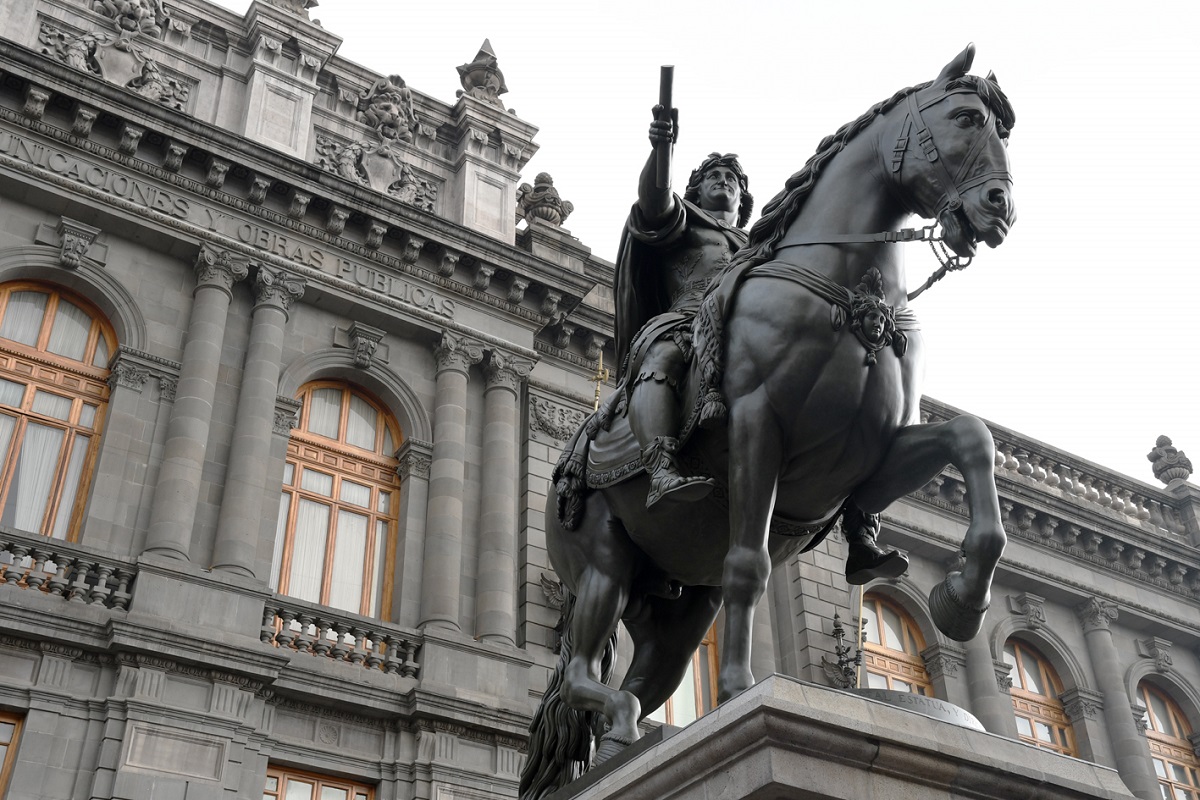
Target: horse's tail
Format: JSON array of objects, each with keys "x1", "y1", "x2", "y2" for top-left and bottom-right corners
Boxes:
[{"x1": 519, "y1": 590, "x2": 618, "y2": 800}]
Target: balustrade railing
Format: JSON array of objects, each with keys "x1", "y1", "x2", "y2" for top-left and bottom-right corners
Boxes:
[
  {"x1": 0, "y1": 526, "x2": 135, "y2": 610},
  {"x1": 920, "y1": 398, "x2": 1189, "y2": 538},
  {"x1": 262, "y1": 596, "x2": 421, "y2": 678}
]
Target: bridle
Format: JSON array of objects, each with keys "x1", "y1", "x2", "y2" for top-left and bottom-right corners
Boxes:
[{"x1": 777, "y1": 80, "x2": 1012, "y2": 300}]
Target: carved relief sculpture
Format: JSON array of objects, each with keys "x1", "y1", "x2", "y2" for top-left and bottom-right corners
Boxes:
[
  {"x1": 357, "y1": 75, "x2": 418, "y2": 142},
  {"x1": 91, "y1": 0, "x2": 170, "y2": 38},
  {"x1": 516, "y1": 173, "x2": 574, "y2": 227},
  {"x1": 315, "y1": 135, "x2": 438, "y2": 212}
]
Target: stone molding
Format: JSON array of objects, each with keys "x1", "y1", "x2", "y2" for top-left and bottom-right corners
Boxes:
[{"x1": 108, "y1": 346, "x2": 182, "y2": 398}]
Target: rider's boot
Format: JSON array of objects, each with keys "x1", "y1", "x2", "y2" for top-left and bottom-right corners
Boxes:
[
  {"x1": 642, "y1": 436, "x2": 715, "y2": 509},
  {"x1": 843, "y1": 504, "x2": 908, "y2": 585}
]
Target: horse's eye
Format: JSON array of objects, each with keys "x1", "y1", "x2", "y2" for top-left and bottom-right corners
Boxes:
[{"x1": 955, "y1": 112, "x2": 976, "y2": 127}]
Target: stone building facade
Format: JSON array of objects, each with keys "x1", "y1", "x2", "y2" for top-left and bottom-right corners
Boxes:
[{"x1": 0, "y1": 2, "x2": 1196, "y2": 800}]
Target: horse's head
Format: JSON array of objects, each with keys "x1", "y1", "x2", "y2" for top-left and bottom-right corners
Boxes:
[{"x1": 890, "y1": 44, "x2": 1016, "y2": 259}]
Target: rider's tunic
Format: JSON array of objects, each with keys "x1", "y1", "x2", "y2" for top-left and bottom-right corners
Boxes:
[{"x1": 613, "y1": 197, "x2": 748, "y2": 385}]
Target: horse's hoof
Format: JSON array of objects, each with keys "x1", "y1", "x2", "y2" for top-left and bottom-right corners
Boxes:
[
  {"x1": 593, "y1": 733, "x2": 633, "y2": 768},
  {"x1": 929, "y1": 574, "x2": 989, "y2": 642}
]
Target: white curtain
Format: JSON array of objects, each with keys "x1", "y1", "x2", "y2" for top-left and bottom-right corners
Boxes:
[
  {"x1": 269, "y1": 492, "x2": 290, "y2": 591},
  {"x1": 328, "y1": 510, "x2": 367, "y2": 613},
  {"x1": 46, "y1": 299, "x2": 91, "y2": 362},
  {"x1": 0, "y1": 421, "x2": 64, "y2": 532},
  {"x1": 50, "y1": 433, "x2": 89, "y2": 540},
  {"x1": 306, "y1": 388, "x2": 341, "y2": 439},
  {"x1": 92, "y1": 333, "x2": 109, "y2": 369},
  {"x1": 31, "y1": 390, "x2": 72, "y2": 421},
  {"x1": 0, "y1": 379, "x2": 23, "y2": 408},
  {"x1": 370, "y1": 520, "x2": 388, "y2": 618},
  {"x1": 283, "y1": 779, "x2": 314, "y2": 800},
  {"x1": 0, "y1": 291, "x2": 47, "y2": 346},
  {"x1": 344, "y1": 394, "x2": 377, "y2": 450},
  {"x1": 286, "y1": 498, "x2": 329, "y2": 603},
  {"x1": 318, "y1": 786, "x2": 348, "y2": 800}
]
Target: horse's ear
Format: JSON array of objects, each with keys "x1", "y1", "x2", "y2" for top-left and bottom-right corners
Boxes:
[
  {"x1": 936, "y1": 43, "x2": 976, "y2": 82},
  {"x1": 985, "y1": 70, "x2": 1000, "y2": 88}
]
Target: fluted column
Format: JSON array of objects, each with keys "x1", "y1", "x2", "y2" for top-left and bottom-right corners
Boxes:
[
  {"x1": 144, "y1": 247, "x2": 248, "y2": 560},
  {"x1": 962, "y1": 629, "x2": 1019, "y2": 737},
  {"x1": 418, "y1": 332, "x2": 484, "y2": 631},
  {"x1": 475, "y1": 351, "x2": 533, "y2": 645},
  {"x1": 212, "y1": 265, "x2": 305, "y2": 577},
  {"x1": 1076, "y1": 598, "x2": 1159, "y2": 800}
]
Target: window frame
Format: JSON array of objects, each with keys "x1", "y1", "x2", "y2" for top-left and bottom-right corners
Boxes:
[
  {"x1": 263, "y1": 764, "x2": 375, "y2": 800},
  {"x1": 0, "y1": 282, "x2": 115, "y2": 541},
  {"x1": 1003, "y1": 639, "x2": 1077, "y2": 756},
  {"x1": 274, "y1": 382, "x2": 403, "y2": 620},
  {"x1": 646, "y1": 623, "x2": 718, "y2": 726},
  {"x1": 860, "y1": 593, "x2": 934, "y2": 696},
  {"x1": 0, "y1": 710, "x2": 24, "y2": 795},
  {"x1": 1140, "y1": 682, "x2": 1200, "y2": 800}
]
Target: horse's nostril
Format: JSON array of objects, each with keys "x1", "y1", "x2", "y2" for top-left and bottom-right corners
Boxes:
[{"x1": 988, "y1": 187, "x2": 1007, "y2": 208}]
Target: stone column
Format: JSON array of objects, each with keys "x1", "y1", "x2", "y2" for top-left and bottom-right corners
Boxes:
[
  {"x1": 1076, "y1": 598, "x2": 1159, "y2": 800},
  {"x1": 393, "y1": 440, "x2": 433, "y2": 629},
  {"x1": 211, "y1": 266, "x2": 305, "y2": 578},
  {"x1": 962, "y1": 630, "x2": 1019, "y2": 737},
  {"x1": 144, "y1": 247, "x2": 247, "y2": 560},
  {"x1": 418, "y1": 332, "x2": 483, "y2": 631},
  {"x1": 474, "y1": 351, "x2": 533, "y2": 645}
]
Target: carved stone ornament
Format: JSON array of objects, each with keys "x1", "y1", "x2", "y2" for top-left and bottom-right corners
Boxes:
[
  {"x1": 254, "y1": 265, "x2": 306, "y2": 312},
  {"x1": 484, "y1": 351, "x2": 534, "y2": 393},
  {"x1": 1060, "y1": 687, "x2": 1104, "y2": 721},
  {"x1": 508, "y1": 276, "x2": 529, "y2": 304},
  {"x1": 1148, "y1": 435, "x2": 1193, "y2": 484},
  {"x1": 516, "y1": 173, "x2": 575, "y2": 227},
  {"x1": 261, "y1": 0, "x2": 318, "y2": 19},
  {"x1": 56, "y1": 218, "x2": 101, "y2": 268},
  {"x1": 540, "y1": 573, "x2": 567, "y2": 654},
  {"x1": 91, "y1": 0, "x2": 171, "y2": 38},
  {"x1": 108, "y1": 360, "x2": 149, "y2": 391},
  {"x1": 38, "y1": 23, "x2": 189, "y2": 112},
  {"x1": 1075, "y1": 597, "x2": 1118, "y2": 632},
  {"x1": 194, "y1": 246, "x2": 249, "y2": 291},
  {"x1": 529, "y1": 396, "x2": 586, "y2": 443},
  {"x1": 347, "y1": 322, "x2": 385, "y2": 369},
  {"x1": 1007, "y1": 592, "x2": 1046, "y2": 630},
  {"x1": 433, "y1": 332, "x2": 484, "y2": 374},
  {"x1": 357, "y1": 75, "x2": 418, "y2": 142},
  {"x1": 396, "y1": 440, "x2": 433, "y2": 480},
  {"x1": 456, "y1": 39, "x2": 508, "y2": 110},
  {"x1": 314, "y1": 135, "x2": 438, "y2": 212},
  {"x1": 273, "y1": 396, "x2": 301, "y2": 436},
  {"x1": 1136, "y1": 637, "x2": 1174, "y2": 673}
]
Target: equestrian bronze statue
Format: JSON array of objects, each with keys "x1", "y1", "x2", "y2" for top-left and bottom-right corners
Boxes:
[{"x1": 521, "y1": 44, "x2": 1016, "y2": 800}]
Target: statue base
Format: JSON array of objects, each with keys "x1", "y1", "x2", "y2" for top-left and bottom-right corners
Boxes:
[
  {"x1": 550, "y1": 675, "x2": 1135, "y2": 800},
  {"x1": 850, "y1": 687, "x2": 986, "y2": 731}
]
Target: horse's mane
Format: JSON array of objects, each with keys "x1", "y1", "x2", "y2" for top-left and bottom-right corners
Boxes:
[{"x1": 729, "y1": 74, "x2": 1015, "y2": 273}]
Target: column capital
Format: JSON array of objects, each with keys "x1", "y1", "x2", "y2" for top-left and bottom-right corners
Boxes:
[
  {"x1": 194, "y1": 246, "x2": 249, "y2": 294},
  {"x1": 254, "y1": 264, "x2": 306, "y2": 313},
  {"x1": 1060, "y1": 686, "x2": 1105, "y2": 721},
  {"x1": 1075, "y1": 597, "x2": 1119, "y2": 632},
  {"x1": 434, "y1": 331, "x2": 484, "y2": 375},
  {"x1": 397, "y1": 439, "x2": 433, "y2": 480},
  {"x1": 484, "y1": 350, "x2": 535, "y2": 393},
  {"x1": 919, "y1": 642, "x2": 966, "y2": 681},
  {"x1": 273, "y1": 395, "x2": 302, "y2": 436},
  {"x1": 993, "y1": 659, "x2": 1014, "y2": 694}
]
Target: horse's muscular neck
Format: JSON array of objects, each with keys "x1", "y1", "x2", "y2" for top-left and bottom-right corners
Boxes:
[{"x1": 775, "y1": 122, "x2": 911, "y2": 305}]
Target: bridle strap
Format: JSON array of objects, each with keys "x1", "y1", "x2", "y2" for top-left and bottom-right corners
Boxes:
[{"x1": 776, "y1": 225, "x2": 940, "y2": 248}]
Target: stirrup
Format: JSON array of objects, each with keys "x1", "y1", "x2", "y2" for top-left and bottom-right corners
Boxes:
[{"x1": 643, "y1": 436, "x2": 715, "y2": 509}]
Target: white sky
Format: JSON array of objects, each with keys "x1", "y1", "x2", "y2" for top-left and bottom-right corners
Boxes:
[{"x1": 229, "y1": 0, "x2": 1199, "y2": 484}]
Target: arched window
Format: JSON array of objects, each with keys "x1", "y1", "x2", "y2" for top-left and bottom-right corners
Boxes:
[
  {"x1": 646, "y1": 624, "x2": 718, "y2": 726},
  {"x1": 861, "y1": 593, "x2": 933, "y2": 695},
  {"x1": 1003, "y1": 639, "x2": 1077, "y2": 755},
  {"x1": 271, "y1": 382, "x2": 402, "y2": 619},
  {"x1": 1140, "y1": 682, "x2": 1200, "y2": 799},
  {"x1": 0, "y1": 283, "x2": 113, "y2": 540},
  {"x1": 0, "y1": 711, "x2": 23, "y2": 795}
]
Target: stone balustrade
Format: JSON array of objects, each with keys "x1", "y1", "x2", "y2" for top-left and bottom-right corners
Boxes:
[
  {"x1": 917, "y1": 398, "x2": 1200, "y2": 600},
  {"x1": 262, "y1": 595, "x2": 421, "y2": 678},
  {"x1": 0, "y1": 527, "x2": 135, "y2": 610}
]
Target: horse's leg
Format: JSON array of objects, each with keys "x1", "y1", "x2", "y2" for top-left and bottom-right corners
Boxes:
[
  {"x1": 620, "y1": 586, "x2": 723, "y2": 720},
  {"x1": 720, "y1": 389, "x2": 783, "y2": 702},
  {"x1": 852, "y1": 415, "x2": 1005, "y2": 641}
]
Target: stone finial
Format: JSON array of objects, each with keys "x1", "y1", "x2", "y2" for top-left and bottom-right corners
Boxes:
[
  {"x1": 456, "y1": 39, "x2": 508, "y2": 110},
  {"x1": 516, "y1": 173, "x2": 574, "y2": 228},
  {"x1": 357, "y1": 75, "x2": 418, "y2": 142},
  {"x1": 91, "y1": 0, "x2": 170, "y2": 38},
  {"x1": 261, "y1": 0, "x2": 318, "y2": 19},
  {"x1": 1148, "y1": 436, "x2": 1193, "y2": 484}
]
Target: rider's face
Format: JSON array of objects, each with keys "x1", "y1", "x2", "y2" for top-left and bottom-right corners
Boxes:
[{"x1": 698, "y1": 167, "x2": 741, "y2": 215}]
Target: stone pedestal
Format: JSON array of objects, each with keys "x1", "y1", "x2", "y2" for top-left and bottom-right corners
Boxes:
[{"x1": 551, "y1": 675, "x2": 1136, "y2": 800}]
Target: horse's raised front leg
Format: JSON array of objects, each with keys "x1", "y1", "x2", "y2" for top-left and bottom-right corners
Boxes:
[
  {"x1": 853, "y1": 415, "x2": 1005, "y2": 641},
  {"x1": 720, "y1": 388, "x2": 783, "y2": 702}
]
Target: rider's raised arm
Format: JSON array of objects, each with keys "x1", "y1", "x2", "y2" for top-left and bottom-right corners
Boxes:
[{"x1": 636, "y1": 107, "x2": 677, "y2": 227}]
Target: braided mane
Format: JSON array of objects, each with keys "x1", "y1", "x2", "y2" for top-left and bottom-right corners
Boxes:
[{"x1": 729, "y1": 74, "x2": 1014, "y2": 273}]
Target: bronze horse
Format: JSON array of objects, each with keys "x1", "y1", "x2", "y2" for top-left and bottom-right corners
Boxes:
[{"x1": 521, "y1": 45, "x2": 1016, "y2": 800}]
